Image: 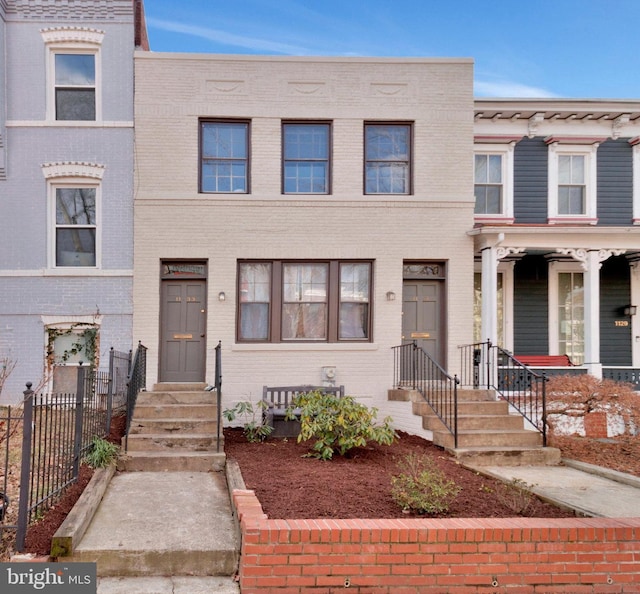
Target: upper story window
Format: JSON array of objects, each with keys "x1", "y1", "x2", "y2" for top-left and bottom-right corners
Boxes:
[
  {"x1": 474, "y1": 154, "x2": 502, "y2": 214},
  {"x1": 364, "y1": 123, "x2": 411, "y2": 194},
  {"x1": 473, "y1": 140, "x2": 516, "y2": 223},
  {"x1": 547, "y1": 139, "x2": 598, "y2": 224},
  {"x1": 42, "y1": 162, "x2": 104, "y2": 268},
  {"x1": 55, "y1": 53, "x2": 96, "y2": 121},
  {"x1": 282, "y1": 122, "x2": 330, "y2": 194},
  {"x1": 42, "y1": 27, "x2": 104, "y2": 122},
  {"x1": 200, "y1": 121, "x2": 249, "y2": 193},
  {"x1": 237, "y1": 260, "x2": 372, "y2": 343}
]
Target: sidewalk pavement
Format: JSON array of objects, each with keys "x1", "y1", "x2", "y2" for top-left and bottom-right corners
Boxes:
[{"x1": 467, "y1": 458, "x2": 640, "y2": 518}]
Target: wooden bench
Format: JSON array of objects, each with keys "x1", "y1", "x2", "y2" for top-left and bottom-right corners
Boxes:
[
  {"x1": 262, "y1": 384, "x2": 345, "y2": 438},
  {"x1": 515, "y1": 354, "x2": 574, "y2": 367}
]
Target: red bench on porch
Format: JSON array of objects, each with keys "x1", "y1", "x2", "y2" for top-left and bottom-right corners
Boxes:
[{"x1": 515, "y1": 354, "x2": 574, "y2": 367}]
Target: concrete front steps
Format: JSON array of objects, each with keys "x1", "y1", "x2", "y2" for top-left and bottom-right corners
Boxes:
[
  {"x1": 389, "y1": 387, "x2": 560, "y2": 466},
  {"x1": 66, "y1": 383, "x2": 239, "y2": 587},
  {"x1": 120, "y1": 383, "x2": 226, "y2": 472}
]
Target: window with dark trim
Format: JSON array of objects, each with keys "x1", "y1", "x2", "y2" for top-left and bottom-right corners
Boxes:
[
  {"x1": 200, "y1": 120, "x2": 249, "y2": 193},
  {"x1": 364, "y1": 123, "x2": 411, "y2": 194},
  {"x1": 282, "y1": 122, "x2": 331, "y2": 194},
  {"x1": 237, "y1": 260, "x2": 372, "y2": 342}
]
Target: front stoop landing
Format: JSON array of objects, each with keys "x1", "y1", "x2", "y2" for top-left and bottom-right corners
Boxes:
[{"x1": 389, "y1": 387, "x2": 560, "y2": 467}]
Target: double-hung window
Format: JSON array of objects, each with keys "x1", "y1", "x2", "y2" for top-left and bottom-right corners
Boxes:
[
  {"x1": 55, "y1": 53, "x2": 96, "y2": 121},
  {"x1": 55, "y1": 187, "x2": 97, "y2": 267},
  {"x1": 364, "y1": 123, "x2": 411, "y2": 194},
  {"x1": 200, "y1": 121, "x2": 249, "y2": 193},
  {"x1": 42, "y1": 27, "x2": 103, "y2": 122},
  {"x1": 283, "y1": 122, "x2": 330, "y2": 194},
  {"x1": 474, "y1": 154, "x2": 503, "y2": 214},
  {"x1": 547, "y1": 140, "x2": 598, "y2": 224},
  {"x1": 238, "y1": 260, "x2": 372, "y2": 342}
]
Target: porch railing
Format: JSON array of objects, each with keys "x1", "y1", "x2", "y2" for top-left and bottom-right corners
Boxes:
[
  {"x1": 124, "y1": 342, "x2": 147, "y2": 452},
  {"x1": 459, "y1": 341, "x2": 548, "y2": 446},
  {"x1": 392, "y1": 341, "x2": 459, "y2": 448},
  {"x1": 214, "y1": 341, "x2": 222, "y2": 453}
]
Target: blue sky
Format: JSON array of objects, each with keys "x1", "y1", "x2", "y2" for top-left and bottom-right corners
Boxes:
[{"x1": 144, "y1": 0, "x2": 640, "y2": 99}]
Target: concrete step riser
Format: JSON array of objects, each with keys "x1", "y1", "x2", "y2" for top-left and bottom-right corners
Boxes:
[
  {"x1": 129, "y1": 419, "x2": 220, "y2": 434},
  {"x1": 413, "y1": 401, "x2": 509, "y2": 417},
  {"x1": 434, "y1": 431, "x2": 542, "y2": 449},
  {"x1": 120, "y1": 453, "x2": 225, "y2": 472},
  {"x1": 422, "y1": 415, "x2": 524, "y2": 432},
  {"x1": 133, "y1": 404, "x2": 218, "y2": 419},
  {"x1": 137, "y1": 392, "x2": 216, "y2": 405},
  {"x1": 124, "y1": 435, "x2": 219, "y2": 451},
  {"x1": 70, "y1": 549, "x2": 238, "y2": 577},
  {"x1": 455, "y1": 447, "x2": 561, "y2": 467}
]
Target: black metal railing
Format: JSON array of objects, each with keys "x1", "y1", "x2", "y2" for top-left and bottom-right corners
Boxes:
[
  {"x1": 0, "y1": 405, "x2": 23, "y2": 540},
  {"x1": 392, "y1": 341, "x2": 459, "y2": 448},
  {"x1": 459, "y1": 341, "x2": 548, "y2": 446},
  {"x1": 124, "y1": 342, "x2": 147, "y2": 452},
  {"x1": 214, "y1": 341, "x2": 222, "y2": 452},
  {"x1": 14, "y1": 346, "x2": 132, "y2": 552},
  {"x1": 603, "y1": 367, "x2": 640, "y2": 389}
]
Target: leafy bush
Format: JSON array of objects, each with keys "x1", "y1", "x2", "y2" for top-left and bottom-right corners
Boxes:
[
  {"x1": 288, "y1": 390, "x2": 396, "y2": 460},
  {"x1": 223, "y1": 400, "x2": 273, "y2": 442},
  {"x1": 84, "y1": 436, "x2": 119, "y2": 468},
  {"x1": 390, "y1": 452, "x2": 460, "y2": 514}
]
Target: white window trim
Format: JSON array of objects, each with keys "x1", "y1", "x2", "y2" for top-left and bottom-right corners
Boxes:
[
  {"x1": 42, "y1": 162, "x2": 105, "y2": 270},
  {"x1": 547, "y1": 142, "x2": 598, "y2": 225},
  {"x1": 41, "y1": 27, "x2": 104, "y2": 123},
  {"x1": 474, "y1": 261, "x2": 515, "y2": 351},
  {"x1": 473, "y1": 142, "x2": 515, "y2": 224},
  {"x1": 548, "y1": 260, "x2": 583, "y2": 358}
]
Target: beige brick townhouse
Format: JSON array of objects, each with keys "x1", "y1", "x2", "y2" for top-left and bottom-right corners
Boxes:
[{"x1": 133, "y1": 52, "x2": 475, "y2": 431}]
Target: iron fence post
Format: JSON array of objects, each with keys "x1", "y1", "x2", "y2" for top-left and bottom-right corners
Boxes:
[
  {"x1": 542, "y1": 374, "x2": 547, "y2": 447},
  {"x1": 73, "y1": 365, "x2": 86, "y2": 479},
  {"x1": 15, "y1": 383, "x2": 34, "y2": 552},
  {"x1": 106, "y1": 347, "x2": 115, "y2": 435}
]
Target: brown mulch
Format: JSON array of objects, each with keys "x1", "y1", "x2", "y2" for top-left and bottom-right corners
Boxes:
[{"x1": 224, "y1": 428, "x2": 577, "y2": 519}]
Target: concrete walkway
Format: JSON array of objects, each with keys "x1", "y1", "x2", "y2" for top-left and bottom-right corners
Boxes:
[{"x1": 467, "y1": 458, "x2": 640, "y2": 518}]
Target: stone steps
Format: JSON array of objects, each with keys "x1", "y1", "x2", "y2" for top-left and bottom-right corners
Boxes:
[{"x1": 390, "y1": 387, "x2": 560, "y2": 467}]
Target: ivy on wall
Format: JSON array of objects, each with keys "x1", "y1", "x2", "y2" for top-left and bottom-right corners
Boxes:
[{"x1": 46, "y1": 324, "x2": 99, "y2": 368}]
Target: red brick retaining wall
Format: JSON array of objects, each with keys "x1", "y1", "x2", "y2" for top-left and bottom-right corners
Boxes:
[{"x1": 233, "y1": 489, "x2": 640, "y2": 593}]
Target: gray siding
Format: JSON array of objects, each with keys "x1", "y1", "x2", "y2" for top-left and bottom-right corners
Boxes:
[
  {"x1": 513, "y1": 255, "x2": 549, "y2": 355},
  {"x1": 513, "y1": 137, "x2": 548, "y2": 224},
  {"x1": 597, "y1": 139, "x2": 633, "y2": 226},
  {"x1": 600, "y1": 256, "x2": 632, "y2": 366}
]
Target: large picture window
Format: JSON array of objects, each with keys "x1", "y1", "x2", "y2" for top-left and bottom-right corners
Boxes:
[
  {"x1": 201, "y1": 121, "x2": 249, "y2": 193},
  {"x1": 237, "y1": 260, "x2": 372, "y2": 342},
  {"x1": 364, "y1": 123, "x2": 411, "y2": 194},
  {"x1": 283, "y1": 123, "x2": 330, "y2": 194}
]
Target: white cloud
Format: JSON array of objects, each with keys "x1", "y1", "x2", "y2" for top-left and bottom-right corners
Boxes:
[
  {"x1": 474, "y1": 79, "x2": 559, "y2": 99},
  {"x1": 146, "y1": 17, "x2": 310, "y2": 54}
]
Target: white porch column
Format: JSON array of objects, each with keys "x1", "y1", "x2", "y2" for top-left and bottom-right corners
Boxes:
[
  {"x1": 558, "y1": 248, "x2": 625, "y2": 378},
  {"x1": 480, "y1": 246, "x2": 498, "y2": 348},
  {"x1": 631, "y1": 262, "x2": 640, "y2": 368}
]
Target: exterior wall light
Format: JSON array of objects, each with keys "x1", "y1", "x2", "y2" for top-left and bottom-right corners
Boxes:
[
  {"x1": 623, "y1": 305, "x2": 637, "y2": 316},
  {"x1": 218, "y1": 291, "x2": 226, "y2": 302},
  {"x1": 386, "y1": 291, "x2": 396, "y2": 301}
]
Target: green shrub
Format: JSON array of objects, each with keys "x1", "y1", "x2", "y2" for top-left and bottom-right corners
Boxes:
[
  {"x1": 390, "y1": 453, "x2": 460, "y2": 514},
  {"x1": 223, "y1": 400, "x2": 273, "y2": 442},
  {"x1": 84, "y1": 436, "x2": 119, "y2": 468},
  {"x1": 288, "y1": 390, "x2": 396, "y2": 460}
]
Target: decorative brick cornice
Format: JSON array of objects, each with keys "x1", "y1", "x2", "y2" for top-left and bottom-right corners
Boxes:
[
  {"x1": 41, "y1": 161, "x2": 105, "y2": 180},
  {"x1": 41, "y1": 26, "x2": 104, "y2": 46}
]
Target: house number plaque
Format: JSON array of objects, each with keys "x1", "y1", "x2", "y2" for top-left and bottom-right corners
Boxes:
[
  {"x1": 614, "y1": 320, "x2": 629, "y2": 327},
  {"x1": 173, "y1": 333, "x2": 193, "y2": 339}
]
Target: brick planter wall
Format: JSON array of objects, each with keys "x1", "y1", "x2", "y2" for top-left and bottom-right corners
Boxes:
[{"x1": 233, "y1": 489, "x2": 640, "y2": 593}]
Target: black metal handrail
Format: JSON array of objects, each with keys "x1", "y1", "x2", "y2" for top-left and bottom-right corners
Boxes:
[
  {"x1": 125, "y1": 341, "x2": 147, "y2": 452},
  {"x1": 214, "y1": 341, "x2": 222, "y2": 452},
  {"x1": 459, "y1": 341, "x2": 548, "y2": 446},
  {"x1": 392, "y1": 341, "x2": 459, "y2": 448}
]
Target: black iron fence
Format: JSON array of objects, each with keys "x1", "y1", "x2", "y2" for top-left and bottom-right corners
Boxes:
[
  {"x1": 459, "y1": 341, "x2": 548, "y2": 446},
  {"x1": 0, "y1": 405, "x2": 23, "y2": 546},
  {"x1": 392, "y1": 341, "x2": 459, "y2": 448},
  {"x1": 0, "y1": 345, "x2": 140, "y2": 553},
  {"x1": 214, "y1": 341, "x2": 222, "y2": 453},
  {"x1": 124, "y1": 342, "x2": 147, "y2": 452}
]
